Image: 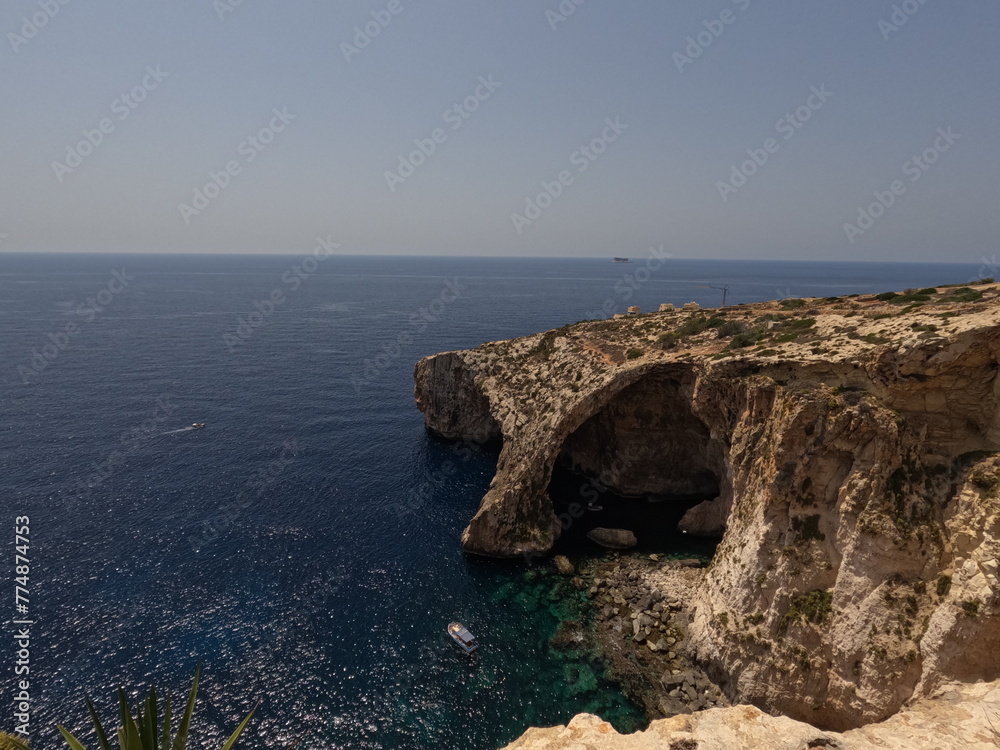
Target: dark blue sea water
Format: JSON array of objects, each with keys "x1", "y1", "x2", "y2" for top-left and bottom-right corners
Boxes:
[{"x1": 0, "y1": 253, "x2": 986, "y2": 750}]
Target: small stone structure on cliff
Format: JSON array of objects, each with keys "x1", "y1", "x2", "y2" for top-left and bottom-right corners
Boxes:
[{"x1": 414, "y1": 282, "x2": 1000, "y2": 737}]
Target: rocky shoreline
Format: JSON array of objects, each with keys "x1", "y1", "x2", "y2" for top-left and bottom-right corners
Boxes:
[{"x1": 550, "y1": 552, "x2": 728, "y2": 721}]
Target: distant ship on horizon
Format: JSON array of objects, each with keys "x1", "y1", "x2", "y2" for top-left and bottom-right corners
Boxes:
[{"x1": 612, "y1": 257, "x2": 631, "y2": 263}]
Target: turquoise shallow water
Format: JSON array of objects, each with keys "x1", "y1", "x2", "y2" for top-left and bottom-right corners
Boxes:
[{"x1": 0, "y1": 253, "x2": 984, "y2": 749}]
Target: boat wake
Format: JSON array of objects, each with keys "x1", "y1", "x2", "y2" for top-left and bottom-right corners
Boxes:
[{"x1": 161, "y1": 424, "x2": 205, "y2": 435}]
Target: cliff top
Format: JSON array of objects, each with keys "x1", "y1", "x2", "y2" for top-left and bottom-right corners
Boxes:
[
  {"x1": 472, "y1": 278, "x2": 1000, "y2": 371},
  {"x1": 418, "y1": 278, "x2": 1000, "y2": 450}
]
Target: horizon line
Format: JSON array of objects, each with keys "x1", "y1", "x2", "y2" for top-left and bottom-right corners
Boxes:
[{"x1": 0, "y1": 250, "x2": 984, "y2": 267}]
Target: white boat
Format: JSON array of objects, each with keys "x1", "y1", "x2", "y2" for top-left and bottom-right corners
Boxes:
[
  {"x1": 191, "y1": 423, "x2": 205, "y2": 429},
  {"x1": 447, "y1": 622, "x2": 479, "y2": 653}
]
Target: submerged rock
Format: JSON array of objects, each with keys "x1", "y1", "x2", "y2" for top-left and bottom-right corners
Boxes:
[
  {"x1": 549, "y1": 619, "x2": 586, "y2": 651},
  {"x1": 553, "y1": 555, "x2": 575, "y2": 575}
]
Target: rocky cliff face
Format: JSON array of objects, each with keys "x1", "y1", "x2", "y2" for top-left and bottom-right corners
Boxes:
[
  {"x1": 414, "y1": 283, "x2": 1000, "y2": 732},
  {"x1": 500, "y1": 679, "x2": 1000, "y2": 750}
]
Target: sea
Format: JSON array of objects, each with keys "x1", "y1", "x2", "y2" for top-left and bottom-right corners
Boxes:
[{"x1": 0, "y1": 253, "x2": 988, "y2": 750}]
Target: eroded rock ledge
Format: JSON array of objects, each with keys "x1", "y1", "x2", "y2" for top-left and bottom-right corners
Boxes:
[
  {"x1": 415, "y1": 283, "x2": 1000, "y2": 731},
  {"x1": 500, "y1": 679, "x2": 1000, "y2": 750}
]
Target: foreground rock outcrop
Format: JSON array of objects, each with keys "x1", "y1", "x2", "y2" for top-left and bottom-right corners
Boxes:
[
  {"x1": 501, "y1": 679, "x2": 1000, "y2": 749},
  {"x1": 415, "y1": 282, "x2": 1000, "y2": 731}
]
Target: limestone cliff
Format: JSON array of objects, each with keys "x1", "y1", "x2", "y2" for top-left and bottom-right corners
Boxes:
[
  {"x1": 414, "y1": 283, "x2": 1000, "y2": 731},
  {"x1": 501, "y1": 679, "x2": 1000, "y2": 750}
]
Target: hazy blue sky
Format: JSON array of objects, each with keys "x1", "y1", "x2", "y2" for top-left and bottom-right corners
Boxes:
[{"x1": 1, "y1": 0, "x2": 997, "y2": 260}]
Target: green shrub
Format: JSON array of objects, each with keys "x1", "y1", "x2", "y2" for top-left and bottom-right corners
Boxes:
[
  {"x1": 783, "y1": 589, "x2": 834, "y2": 628},
  {"x1": 890, "y1": 293, "x2": 931, "y2": 304},
  {"x1": 785, "y1": 318, "x2": 816, "y2": 330},
  {"x1": 875, "y1": 292, "x2": 898, "y2": 301},
  {"x1": 936, "y1": 575, "x2": 952, "y2": 597},
  {"x1": 970, "y1": 469, "x2": 999, "y2": 495},
  {"x1": 946, "y1": 287, "x2": 984, "y2": 302},
  {"x1": 863, "y1": 333, "x2": 890, "y2": 344},
  {"x1": 729, "y1": 327, "x2": 767, "y2": 349},
  {"x1": 716, "y1": 320, "x2": 749, "y2": 338},
  {"x1": 626, "y1": 349, "x2": 643, "y2": 360},
  {"x1": 528, "y1": 332, "x2": 557, "y2": 359},
  {"x1": 961, "y1": 599, "x2": 981, "y2": 617},
  {"x1": 780, "y1": 298, "x2": 807, "y2": 309},
  {"x1": 658, "y1": 332, "x2": 681, "y2": 350},
  {"x1": 0, "y1": 733, "x2": 30, "y2": 750},
  {"x1": 58, "y1": 667, "x2": 255, "y2": 750},
  {"x1": 676, "y1": 315, "x2": 723, "y2": 337}
]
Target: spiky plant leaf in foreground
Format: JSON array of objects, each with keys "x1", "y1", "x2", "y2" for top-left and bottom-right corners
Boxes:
[
  {"x1": 0, "y1": 731, "x2": 31, "y2": 750},
  {"x1": 57, "y1": 667, "x2": 256, "y2": 750}
]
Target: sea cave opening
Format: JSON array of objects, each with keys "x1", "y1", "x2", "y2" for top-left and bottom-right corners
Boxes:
[{"x1": 546, "y1": 369, "x2": 727, "y2": 558}]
